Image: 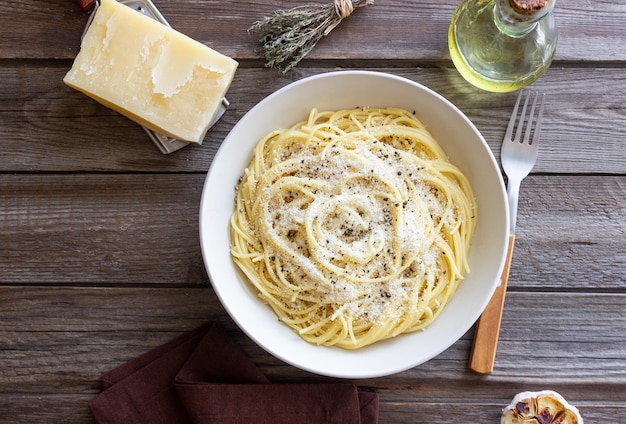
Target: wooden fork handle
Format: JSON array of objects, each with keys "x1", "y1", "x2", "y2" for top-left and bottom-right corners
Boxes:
[{"x1": 469, "y1": 234, "x2": 516, "y2": 374}]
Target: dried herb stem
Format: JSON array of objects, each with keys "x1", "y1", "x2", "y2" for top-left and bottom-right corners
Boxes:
[{"x1": 249, "y1": 0, "x2": 373, "y2": 73}]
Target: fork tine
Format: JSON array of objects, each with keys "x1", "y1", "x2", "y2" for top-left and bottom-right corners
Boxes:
[
  {"x1": 522, "y1": 93, "x2": 538, "y2": 145},
  {"x1": 531, "y1": 93, "x2": 546, "y2": 146},
  {"x1": 504, "y1": 91, "x2": 523, "y2": 142},
  {"x1": 513, "y1": 91, "x2": 531, "y2": 144}
]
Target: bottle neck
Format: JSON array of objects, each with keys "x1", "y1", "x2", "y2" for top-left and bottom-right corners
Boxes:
[{"x1": 494, "y1": 0, "x2": 555, "y2": 37}]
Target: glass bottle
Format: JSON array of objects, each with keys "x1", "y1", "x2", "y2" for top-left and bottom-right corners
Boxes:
[{"x1": 448, "y1": 0, "x2": 557, "y2": 92}]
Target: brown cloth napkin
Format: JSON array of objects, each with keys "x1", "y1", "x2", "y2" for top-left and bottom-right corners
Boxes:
[{"x1": 89, "y1": 322, "x2": 379, "y2": 424}]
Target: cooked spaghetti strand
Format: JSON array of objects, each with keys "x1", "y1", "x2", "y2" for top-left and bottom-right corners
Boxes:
[{"x1": 231, "y1": 107, "x2": 477, "y2": 349}]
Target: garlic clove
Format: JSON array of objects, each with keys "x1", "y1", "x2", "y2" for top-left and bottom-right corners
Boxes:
[{"x1": 501, "y1": 390, "x2": 583, "y2": 424}]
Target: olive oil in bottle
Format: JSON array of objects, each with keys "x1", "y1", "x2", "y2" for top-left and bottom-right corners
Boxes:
[{"x1": 448, "y1": 0, "x2": 557, "y2": 92}]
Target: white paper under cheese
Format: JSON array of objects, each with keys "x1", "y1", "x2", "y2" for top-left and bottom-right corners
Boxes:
[{"x1": 64, "y1": 0, "x2": 238, "y2": 144}]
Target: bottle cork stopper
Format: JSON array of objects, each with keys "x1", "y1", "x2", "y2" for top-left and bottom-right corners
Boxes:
[{"x1": 509, "y1": 0, "x2": 551, "y2": 14}]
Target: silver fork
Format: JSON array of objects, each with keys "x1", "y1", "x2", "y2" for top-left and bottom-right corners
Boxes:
[{"x1": 469, "y1": 90, "x2": 545, "y2": 374}]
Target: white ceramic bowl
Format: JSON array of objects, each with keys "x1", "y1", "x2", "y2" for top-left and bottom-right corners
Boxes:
[{"x1": 199, "y1": 71, "x2": 508, "y2": 378}]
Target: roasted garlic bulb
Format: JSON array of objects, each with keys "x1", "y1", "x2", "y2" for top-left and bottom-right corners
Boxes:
[{"x1": 501, "y1": 390, "x2": 583, "y2": 424}]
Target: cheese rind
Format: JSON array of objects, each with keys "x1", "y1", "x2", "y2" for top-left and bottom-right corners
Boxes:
[{"x1": 64, "y1": 0, "x2": 238, "y2": 144}]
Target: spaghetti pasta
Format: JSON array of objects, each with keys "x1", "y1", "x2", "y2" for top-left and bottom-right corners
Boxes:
[{"x1": 230, "y1": 107, "x2": 477, "y2": 349}]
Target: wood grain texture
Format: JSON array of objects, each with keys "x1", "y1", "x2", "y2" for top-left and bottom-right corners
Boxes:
[
  {"x1": 1, "y1": 0, "x2": 625, "y2": 422},
  {"x1": 1, "y1": 394, "x2": 624, "y2": 424},
  {"x1": 1, "y1": 286, "x2": 625, "y2": 423},
  {"x1": 0, "y1": 173, "x2": 208, "y2": 285},
  {"x1": 1, "y1": 174, "x2": 623, "y2": 288},
  {"x1": 2, "y1": 0, "x2": 626, "y2": 61},
  {"x1": 0, "y1": 66, "x2": 624, "y2": 173}
]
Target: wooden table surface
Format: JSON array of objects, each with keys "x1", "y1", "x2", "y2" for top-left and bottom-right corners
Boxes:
[{"x1": 2, "y1": 0, "x2": 625, "y2": 422}]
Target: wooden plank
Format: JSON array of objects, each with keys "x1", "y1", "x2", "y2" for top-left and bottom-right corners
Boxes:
[
  {"x1": 378, "y1": 401, "x2": 626, "y2": 424},
  {"x1": 2, "y1": 0, "x2": 626, "y2": 61},
  {"x1": 0, "y1": 393, "x2": 622, "y2": 424},
  {"x1": 0, "y1": 66, "x2": 625, "y2": 174},
  {"x1": 510, "y1": 175, "x2": 626, "y2": 290},
  {"x1": 1, "y1": 287, "x2": 624, "y2": 385},
  {"x1": 1, "y1": 394, "x2": 624, "y2": 424},
  {"x1": 0, "y1": 174, "x2": 207, "y2": 285},
  {"x1": 0, "y1": 174, "x2": 624, "y2": 288},
  {"x1": 0, "y1": 394, "x2": 95, "y2": 424},
  {"x1": 0, "y1": 286, "x2": 624, "y2": 422},
  {"x1": 0, "y1": 1, "x2": 84, "y2": 60}
]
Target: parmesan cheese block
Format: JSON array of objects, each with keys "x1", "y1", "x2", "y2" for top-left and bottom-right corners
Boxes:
[{"x1": 64, "y1": 0, "x2": 238, "y2": 144}]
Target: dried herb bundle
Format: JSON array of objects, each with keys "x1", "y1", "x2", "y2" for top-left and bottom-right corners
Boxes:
[{"x1": 249, "y1": 0, "x2": 373, "y2": 73}]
